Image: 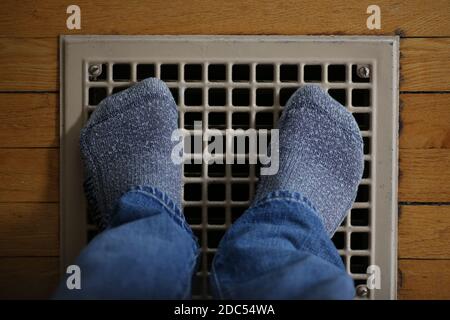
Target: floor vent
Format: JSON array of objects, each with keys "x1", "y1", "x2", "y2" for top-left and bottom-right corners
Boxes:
[{"x1": 60, "y1": 36, "x2": 399, "y2": 299}]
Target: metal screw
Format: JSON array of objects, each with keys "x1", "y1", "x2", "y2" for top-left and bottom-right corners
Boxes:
[
  {"x1": 357, "y1": 65, "x2": 370, "y2": 79},
  {"x1": 88, "y1": 64, "x2": 102, "y2": 79},
  {"x1": 356, "y1": 284, "x2": 369, "y2": 298}
]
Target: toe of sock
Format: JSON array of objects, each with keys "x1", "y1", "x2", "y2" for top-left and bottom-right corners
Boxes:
[
  {"x1": 86, "y1": 77, "x2": 177, "y2": 127},
  {"x1": 283, "y1": 85, "x2": 361, "y2": 140}
]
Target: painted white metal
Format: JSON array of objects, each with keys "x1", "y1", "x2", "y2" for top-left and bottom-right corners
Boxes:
[{"x1": 60, "y1": 35, "x2": 399, "y2": 299}]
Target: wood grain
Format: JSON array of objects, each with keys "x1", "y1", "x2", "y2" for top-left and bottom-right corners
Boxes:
[
  {"x1": 1, "y1": 38, "x2": 449, "y2": 92},
  {"x1": 0, "y1": 93, "x2": 58, "y2": 148},
  {"x1": 0, "y1": 257, "x2": 59, "y2": 299},
  {"x1": 0, "y1": 203, "x2": 59, "y2": 256},
  {"x1": 400, "y1": 94, "x2": 450, "y2": 149},
  {"x1": 0, "y1": 149, "x2": 58, "y2": 202},
  {"x1": 1, "y1": 93, "x2": 448, "y2": 150},
  {"x1": 0, "y1": 38, "x2": 57, "y2": 91},
  {"x1": 1, "y1": 0, "x2": 450, "y2": 37},
  {"x1": 0, "y1": 147, "x2": 448, "y2": 204},
  {"x1": 399, "y1": 205, "x2": 450, "y2": 259},
  {"x1": 1, "y1": 17, "x2": 449, "y2": 93},
  {"x1": 399, "y1": 149, "x2": 450, "y2": 202},
  {"x1": 400, "y1": 38, "x2": 450, "y2": 92},
  {"x1": 398, "y1": 259, "x2": 450, "y2": 300}
]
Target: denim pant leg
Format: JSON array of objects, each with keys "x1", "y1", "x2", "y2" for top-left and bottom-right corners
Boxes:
[
  {"x1": 54, "y1": 186, "x2": 200, "y2": 299},
  {"x1": 210, "y1": 190, "x2": 355, "y2": 299}
]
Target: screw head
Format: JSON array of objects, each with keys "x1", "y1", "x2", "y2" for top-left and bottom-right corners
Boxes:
[
  {"x1": 88, "y1": 64, "x2": 102, "y2": 78},
  {"x1": 357, "y1": 65, "x2": 370, "y2": 79},
  {"x1": 356, "y1": 284, "x2": 369, "y2": 297}
]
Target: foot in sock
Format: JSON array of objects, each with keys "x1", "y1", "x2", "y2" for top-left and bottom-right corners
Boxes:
[
  {"x1": 80, "y1": 78, "x2": 180, "y2": 229},
  {"x1": 254, "y1": 85, "x2": 364, "y2": 236}
]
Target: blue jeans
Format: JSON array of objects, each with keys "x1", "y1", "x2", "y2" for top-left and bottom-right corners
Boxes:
[{"x1": 54, "y1": 187, "x2": 355, "y2": 299}]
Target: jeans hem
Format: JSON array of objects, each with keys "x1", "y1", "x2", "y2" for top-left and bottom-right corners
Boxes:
[
  {"x1": 126, "y1": 185, "x2": 199, "y2": 248},
  {"x1": 252, "y1": 190, "x2": 319, "y2": 213}
]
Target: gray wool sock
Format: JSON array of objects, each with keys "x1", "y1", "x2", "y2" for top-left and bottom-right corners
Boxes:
[
  {"x1": 80, "y1": 78, "x2": 180, "y2": 228},
  {"x1": 255, "y1": 85, "x2": 364, "y2": 236}
]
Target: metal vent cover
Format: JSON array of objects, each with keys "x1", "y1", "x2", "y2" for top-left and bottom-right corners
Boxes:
[{"x1": 60, "y1": 36, "x2": 399, "y2": 299}]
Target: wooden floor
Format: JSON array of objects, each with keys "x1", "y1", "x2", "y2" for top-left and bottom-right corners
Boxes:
[{"x1": 0, "y1": 0, "x2": 449, "y2": 299}]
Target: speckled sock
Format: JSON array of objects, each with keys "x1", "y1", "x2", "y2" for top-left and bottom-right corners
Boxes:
[
  {"x1": 80, "y1": 78, "x2": 181, "y2": 229},
  {"x1": 254, "y1": 85, "x2": 364, "y2": 236}
]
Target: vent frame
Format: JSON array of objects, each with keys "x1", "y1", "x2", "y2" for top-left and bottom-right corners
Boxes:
[{"x1": 60, "y1": 35, "x2": 399, "y2": 299}]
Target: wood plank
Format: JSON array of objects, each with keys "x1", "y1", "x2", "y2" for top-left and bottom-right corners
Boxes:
[
  {"x1": 0, "y1": 149, "x2": 58, "y2": 202},
  {"x1": 398, "y1": 259, "x2": 450, "y2": 300},
  {"x1": 399, "y1": 205, "x2": 450, "y2": 259},
  {"x1": 0, "y1": 93, "x2": 58, "y2": 148},
  {"x1": 0, "y1": 38, "x2": 57, "y2": 91},
  {"x1": 401, "y1": 38, "x2": 450, "y2": 91},
  {"x1": 0, "y1": 113, "x2": 448, "y2": 203},
  {"x1": 1, "y1": 38, "x2": 449, "y2": 92},
  {"x1": 0, "y1": 203, "x2": 59, "y2": 257},
  {"x1": 1, "y1": 92, "x2": 447, "y2": 150},
  {"x1": 399, "y1": 149, "x2": 450, "y2": 202},
  {"x1": 400, "y1": 94, "x2": 450, "y2": 149},
  {"x1": 1, "y1": 0, "x2": 450, "y2": 37},
  {"x1": 0, "y1": 257, "x2": 59, "y2": 299}
]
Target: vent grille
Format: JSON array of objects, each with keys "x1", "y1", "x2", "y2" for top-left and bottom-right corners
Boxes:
[{"x1": 61, "y1": 36, "x2": 399, "y2": 299}]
